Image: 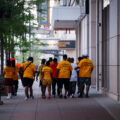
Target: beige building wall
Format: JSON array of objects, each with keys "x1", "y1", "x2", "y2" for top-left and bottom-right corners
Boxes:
[
  {"x1": 107, "y1": 0, "x2": 120, "y2": 101},
  {"x1": 75, "y1": 0, "x2": 120, "y2": 101},
  {"x1": 76, "y1": 0, "x2": 97, "y2": 86},
  {"x1": 96, "y1": 0, "x2": 120, "y2": 101}
]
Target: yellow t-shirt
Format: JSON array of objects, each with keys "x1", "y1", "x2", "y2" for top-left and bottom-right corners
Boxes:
[
  {"x1": 13, "y1": 66, "x2": 19, "y2": 80},
  {"x1": 3, "y1": 66, "x2": 14, "y2": 79},
  {"x1": 42, "y1": 66, "x2": 52, "y2": 79},
  {"x1": 78, "y1": 58, "x2": 94, "y2": 78},
  {"x1": 38, "y1": 64, "x2": 45, "y2": 80},
  {"x1": 21, "y1": 61, "x2": 36, "y2": 79},
  {"x1": 57, "y1": 60, "x2": 73, "y2": 78}
]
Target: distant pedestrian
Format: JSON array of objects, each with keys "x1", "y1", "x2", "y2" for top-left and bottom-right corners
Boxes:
[
  {"x1": 56, "y1": 54, "x2": 73, "y2": 99},
  {"x1": 21, "y1": 57, "x2": 36, "y2": 100},
  {"x1": 3, "y1": 60, "x2": 14, "y2": 99},
  {"x1": 77, "y1": 54, "x2": 94, "y2": 98},
  {"x1": 50, "y1": 58, "x2": 59, "y2": 97},
  {"x1": 69, "y1": 58, "x2": 77, "y2": 98},
  {"x1": 41, "y1": 61, "x2": 53, "y2": 99}
]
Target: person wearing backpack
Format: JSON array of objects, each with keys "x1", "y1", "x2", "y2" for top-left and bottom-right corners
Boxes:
[{"x1": 21, "y1": 57, "x2": 36, "y2": 100}]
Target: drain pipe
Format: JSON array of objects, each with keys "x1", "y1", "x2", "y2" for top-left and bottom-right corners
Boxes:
[
  {"x1": 96, "y1": 0, "x2": 99, "y2": 91},
  {"x1": 117, "y1": 0, "x2": 120, "y2": 101}
]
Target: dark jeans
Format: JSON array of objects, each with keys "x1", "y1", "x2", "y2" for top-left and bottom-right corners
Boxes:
[
  {"x1": 12, "y1": 80, "x2": 19, "y2": 95},
  {"x1": 69, "y1": 81, "x2": 76, "y2": 95},
  {"x1": 52, "y1": 78, "x2": 59, "y2": 96}
]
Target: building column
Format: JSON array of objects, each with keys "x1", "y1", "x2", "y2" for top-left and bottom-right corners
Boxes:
[
  {"x1": 76, "y1": 22, "x2": 81, "y2": 60},
  {"x1": 89, "y1": 0, "x2": 97, "y2": 86},
  {"x1": 118, "y1": 0, "x2": 120, "y2": 102}
]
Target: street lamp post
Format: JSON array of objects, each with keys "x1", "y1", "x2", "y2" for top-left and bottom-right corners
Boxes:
[{"x1": 0, "y1": 75, "x2": 4, "y2": 105}]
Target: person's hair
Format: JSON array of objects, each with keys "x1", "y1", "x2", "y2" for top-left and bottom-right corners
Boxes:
[
  {"x1": 63, "y1": 54, "x2": 67, "y2": 60},
  {"x1": 46, "y1": 61, "x2": 50, "y2": 66},
  {"x1": 41, "y1": 59, "x2": 46, "y2": 64},
  {"x1": 82, "y1": 55, "x2": 88, "y2": 59},
  {"x1": 11, "y1": 60, "x2": 15, "y2": 67},
  {"x1": 67, "y1": 57, "x2": 71, "y2": 62},
  {"x1": 27, "y1": 57, "x2": 33, "y2": 62},
  {"x1": 53, "y1": 58, "x2": 57, "y2": 63},
  {"x1": 71, "y1": 58, "x2": 74, "y2": 63},
  {"x1": 78, "y1": 57, "x2": 83, "y2": 61},
  {"x1": 6, "y1": 60, "x2": 11, "y2": 66},
  {"x1": 49, "y1": 57, "x2": 53, "y2": 62}
]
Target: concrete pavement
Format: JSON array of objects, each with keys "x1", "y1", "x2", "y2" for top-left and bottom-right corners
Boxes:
[{"x1": 0, "y1": 80, "x2": 120, "y2": 120}]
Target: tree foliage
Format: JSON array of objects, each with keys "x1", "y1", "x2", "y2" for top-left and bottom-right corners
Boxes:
[{"x1": 0, "y1": 0, "x2": 45, "y2": 58}]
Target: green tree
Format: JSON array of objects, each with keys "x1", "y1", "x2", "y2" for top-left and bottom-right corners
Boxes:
[{"x1": 0, "y1": 0, "x2": 46, "y2": 73}]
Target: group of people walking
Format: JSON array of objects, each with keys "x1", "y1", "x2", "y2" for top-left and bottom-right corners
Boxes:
[{"x1": 3, "y1": 54, "x2": 94, "y2": 100}]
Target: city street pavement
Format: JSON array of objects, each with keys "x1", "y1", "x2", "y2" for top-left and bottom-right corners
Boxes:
[{"x1": 0, "y1": 80, "x2": 120, "y2": 120}]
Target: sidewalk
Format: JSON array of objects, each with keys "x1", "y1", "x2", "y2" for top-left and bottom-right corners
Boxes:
[{"x1": 0, "y1": 80, "x2": 120, "y2": 120}]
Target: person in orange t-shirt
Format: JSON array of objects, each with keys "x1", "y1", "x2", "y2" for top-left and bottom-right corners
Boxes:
[
  {"x1": 50, "y1": 58, "x2": 59, "y2": 97},
  {"x1": 56, "y1": 54, "x2": 73, "y2": 99},
  {"x1": 42, "y1": 61, "x2": 53, "y2": 99},
  {"x1": 21, "y1": 57, "x2": 36, "y2": 100},
  {"x1": 77, "y1": 54, "x2": 94, "y2": 98},
  {"x1": 3, "y1": 60, "x2": 14, "y2": 99}
]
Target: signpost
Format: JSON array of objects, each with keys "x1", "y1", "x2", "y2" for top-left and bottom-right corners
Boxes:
[
  {"x1": 58, "y1": 40, "x2": 75, "y2": 49},
  {"x1": 39, "y1": 0, "x2": 50, "y2": 26}
]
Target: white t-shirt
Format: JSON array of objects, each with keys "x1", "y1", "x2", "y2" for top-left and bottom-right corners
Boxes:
[{"x1": 70, "y1": 63, "x2": 77, "y2": 82}]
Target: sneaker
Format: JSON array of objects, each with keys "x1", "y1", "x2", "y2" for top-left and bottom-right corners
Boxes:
[
  {"x1": 24, "y1": 97, "x2": 28, "y2": 101},
  {"x1": 30, "y1": 95, "x2": 34, "y2": 99},
  {"x1": 72, "y1": 94, "x2": 74, "y2": 98},
  {"x1": 6, "y1": 96, "x2": 11, "y2": 99}
]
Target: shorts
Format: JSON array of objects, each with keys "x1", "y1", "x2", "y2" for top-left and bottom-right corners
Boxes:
[
  {"x1": 23, "y1": 77, "x2": 34, "y2": 87},
  {"x1": 5, "y1": 78, "x2": 13, "y2": 86},
  {"x1": 42, "y1": 79, "x2": 52, "y2": 86},
  {"x1": 78, "y1": 77, "x2": 91, "y2": 87},
  {"x1": 58, "y1": 78, "x2": 70, "y2": 90}
]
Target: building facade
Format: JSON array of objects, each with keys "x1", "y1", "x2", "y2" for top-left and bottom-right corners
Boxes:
[
  {"x1": 76, "y1": 0, "x2": 120, "y2": 101},
  {"x1": 52, "y1": 0, "x2": 120, "y2": 101}
]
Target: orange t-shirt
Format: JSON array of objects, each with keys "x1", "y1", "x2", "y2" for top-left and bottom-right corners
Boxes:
[
  {"x1": 21, "y1": 61, "x2": 36, "y2": 79},
  {"x1": 3, "y1": 66, "x2": 14, "y2": 79},
  {"x1": 42, "y1": 66, "x2": 52, "y2": 79},
  {"x1": 78, "y1": 58, "x2": 94, "y2": 78},
  {"x1": 57, "y1": 60, "x2": 73, "y2": 78}
]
